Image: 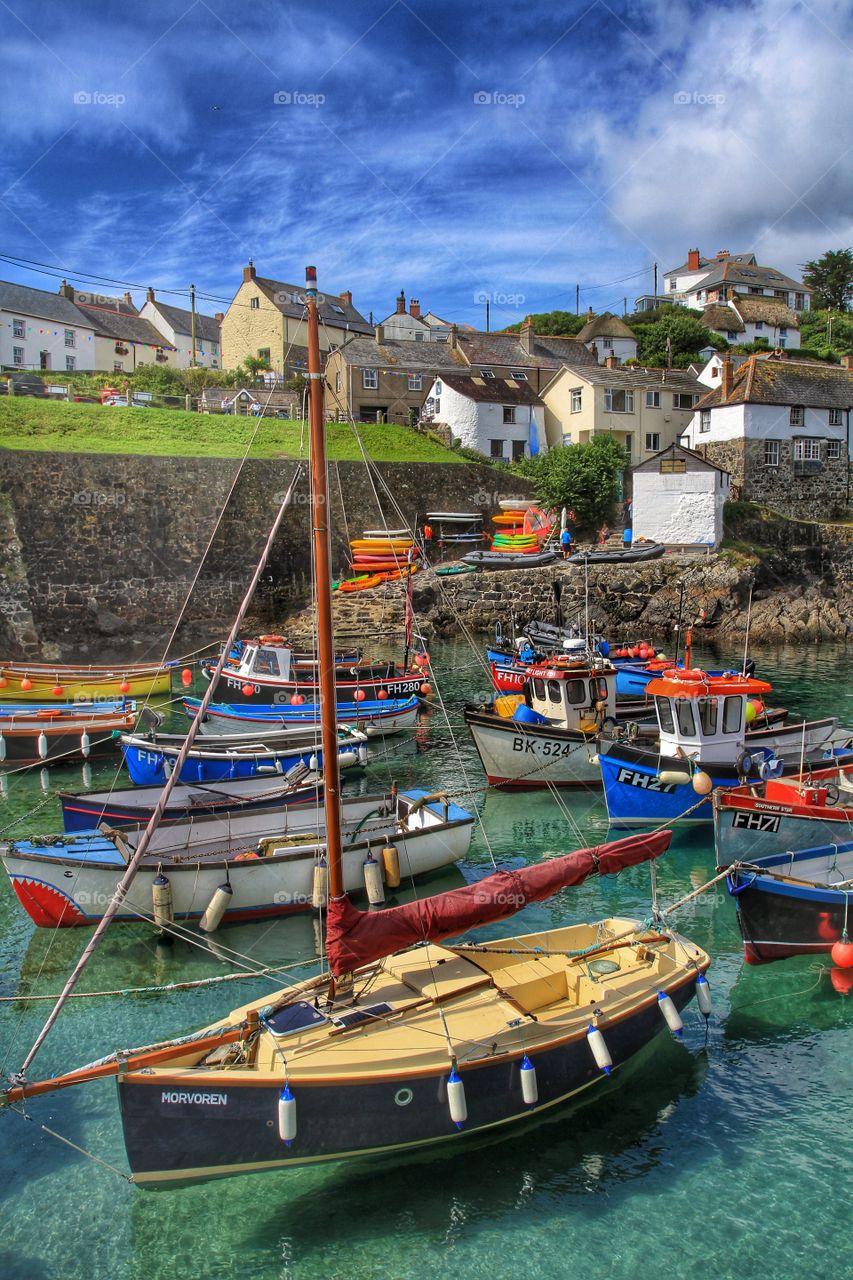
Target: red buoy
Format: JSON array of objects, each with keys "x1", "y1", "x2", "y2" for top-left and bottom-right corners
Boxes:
[
  {"x1": 119, "y1": 680, "x2": 131, "y2": 694},
  {"x1": 291, "y1": 694, "x2": 304, "y2": 706},
  {"x1": 377, "y1": 689, "x2": 389, "y2": 700},
  {"x1": 52, "y1": 685, "x2": 64, "y2": 697},
  {"x1": 20, "y1": 677, "x2": 32, "y2": 691},
  {"x1": 242, "y1": 684, "x2": 255, "y2": 698},
  {"x1": 181, "y1": 668, "x2": 193, "y2": 687},
  {"x1": 831, "y1": 938, "x2": 853, "y2": 968},
  {"x1": 831, "y1": 968, "x2": 853, "y2": 995},
  {"x1": 354, "y1": 688, "x2": 366, "y2": 702}
]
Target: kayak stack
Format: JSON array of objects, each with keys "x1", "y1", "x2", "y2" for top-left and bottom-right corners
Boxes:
[
  {"x1": 336, "y1": 528, "x2": 420, "y2": 593},
  {"x1": 490, "y1": 501, "x2": 552, "y2": 556}
]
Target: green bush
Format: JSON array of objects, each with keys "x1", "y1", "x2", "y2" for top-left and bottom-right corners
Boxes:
[{"x1": 513, "y1": 435, "x2": 628, "y2": 531}]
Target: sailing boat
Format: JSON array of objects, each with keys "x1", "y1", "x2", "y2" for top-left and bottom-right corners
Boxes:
[{"x1": 1, "y1": 269, "x2": 711, "y2": 1185}]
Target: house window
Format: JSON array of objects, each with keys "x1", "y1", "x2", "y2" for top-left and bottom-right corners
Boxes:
[
  {"x1": 414, "y1": 331, "x2": 424, "y2": 341},
  {"x1": 829, "y1": 408, "x2": 842, "y2": 426},
  {"x1": 699, "y1": 410, "x2": 711, "y2": 433},
  {"x1": 335, "y1": 371, "x2": 341, "y2": 393},
  {"x1": 711, "y1": 366, "x2": 720, "y2": 378},
  {"x1": 754, "y1": 321, "x2": 763, "y2": 332},
  {"x1": 433, "y1": 399, "x2": 440, "y2": 415},
  {"x1": 490, "y1": 439, "x2": 505, "y2": 459},
  {"x1": 827, "y1": 441, "x2": 842, "y2": 460},
  {"x1": 362, "y1": 369, "x2": 378, "y2": 389},
  {"x1": 602, "y1": 338, "x2": 613, "y2": 350},
  {"x1": 571, "y1": 388, "x2": 582, "y2": 413},
  {"x1": 12, "y1": 346, "x2": 24, "y2": 366},
  {"x1": 114, "y1": 361, "x2": 124, "y2": 373},
  {"x1": 645, "y1": 432, "x2": 661, "y2": 452},
  {"x1": 764, "y1": 440, "x2": 779, "y2": 466},
  {"x1": 794, "y1": 293, "x2": 805, "y2": 310},
  {"x1": 12, "y1": 318, "x2": 24, "y2": 338},
  {"x1": 727, "y1": 330, "x2": 738, "y2": 340},
  {"x1": 210, "y1": 342, "x2": 218, "y2": 355},
  {"x1": 64, "y1": 329, "x2": 75, "y2": 348},
  {"x1": 66, "y1": 355, "x2": 76, "y2": 371},
  {"x1": 645, "y1": 390, "x2": 660, "y2": 408},
  {"x1": 604, "y1": 388, "x2": 634, "y2": 412},
  {"x1": 480, "y1": 370, "x2": 495, "y2": 379},
  {"x1": 779, "y1": 327, "x2": 788, "y2": 336},
  {"x1": 673, "y1": 393, "x2": 697, "y2": 409},
  {"x1": 250, "y1": 297, "x2": 260, "y2": 309},
  {"x1": 509, "y1": 370, "x2": 528, "y2": 381},
  {"x1": 408, "y1": 374, "x2": 422, "y2": 391},
  {"x1": 503, "y1": 406, "x2": 516, "y2": 424},
  {"x1": 258, "y1": 348, "x2": 270, "y2": 363},
  {"x1": 511, "y1": 440, "x2": 526, "y2": 460},
  {"x1": 790, "y1": 406, "x2": 804, "y2": 426},
  {"x1": 794, "y1": 439, "x2": 821, "y2": 461},
  {"x1": 434, "y1": 380, "x2": 442, "y2": 395},
  {"x1": 660, "y1": 458, "x2": 686, "y2": 473}
]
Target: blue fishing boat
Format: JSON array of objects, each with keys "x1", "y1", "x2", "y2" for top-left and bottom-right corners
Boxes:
[
  {"x1": 599, "y1": 639, "x2": 853, "y2": 826},
  {"x1": 118, "y1": 725, "x2": 368, "y2": 785},
  {"x1": 182, "y1": 694, "x2": 420, "y2": 737},
  {"x1": 724, "y1": 838, "x2": 853, "y2": 965}
]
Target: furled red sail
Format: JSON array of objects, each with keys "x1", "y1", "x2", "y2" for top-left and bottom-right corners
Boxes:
[{"x1": 325, "y1": 829, "x2": 671, "y2": 976}]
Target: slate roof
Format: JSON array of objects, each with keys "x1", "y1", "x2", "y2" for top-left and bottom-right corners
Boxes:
[
  {"x1": 433, "y1": 373, "x2": 544, "y2": 405},
  {"x1": 252, "y1": 276, "x2": 373, "y2": 333},
  {"x1": 695, "y1": 261, "x2": 806, "y2": 295},
  {"x1": 75, "y1": 304, "x2": 175, "y2": 348},
  {"x1": 574, "y1": 312, "x2": 637, "y2": 342},
  {"x1": 456, "y1": 330, "x2": 596, "y2": 369},
  {"x1": 665, "y1": 252, "x2": 754, "y2": 277},
  {"x1": 633, "y1": 441, "x2": 728, "y2": 474},
  {"x1": 695, "y1": 356, "x2": 853, "y2": 411},
  {"x1": 150, "y1": 301, "x2": 220, "y2": 343},
  {"x1": 530, "y1": 335, "x2": 598, "y2": 365},
  {"x1": 336, "y1": 336, "x2": 465, "y2": 370},
  {"x1": 557, "y1": 364, "x2": 702, "y2": 393},
  {"x1": 0, "y1": 280, "x2": 95, "y2": 328}
]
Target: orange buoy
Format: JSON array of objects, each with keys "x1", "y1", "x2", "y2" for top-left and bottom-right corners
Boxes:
[
  {"x1": 291, "y1": 694, "x2": 304, "y2": 705},
  {"x1": 377, "y1": 689, "x2": 389, "y2": 700},
  {"x1": 0, "y1": 676, "x2": 6, "y2": 689},
  {"x1": 354, "y1": 689, "x2": 366, "y2": 702},
  {"x1": 119, "y1": 680, "x2": 131, "y2": 694},
  {"x1": 181, "y1": 668, "x2": 193, "y2": 687},
  {"x1": 692, "y1": 770, "x2": 713, "y2": 796},
  {"x1": 830, "y1": 967, "x2": 853, "y2": 995},
  {"x1": 20, "y1": 677, "x2": 32, "y2": 691},
  {"x1": 831, "y1": 938, "x2": 853, "y2": 968},
  {"x1": 242, "y1": 683, "x2": 254, "y2": 697},
  {"x1": 52, "y1": 685, "x2": 64, "y2": 696},
  {"x1": 420, "y1": 683, "x2": 432, "y2": 697}
]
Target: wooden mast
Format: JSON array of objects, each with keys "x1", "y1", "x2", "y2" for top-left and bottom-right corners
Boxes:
[{"x1": 305, "y1": 266, "x2": 344, "y2": 899}]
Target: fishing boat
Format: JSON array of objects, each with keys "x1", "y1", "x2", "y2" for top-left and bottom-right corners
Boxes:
[
  {"x1": 714, "y1": 764, "x2": 853, "y2": 867},
  {"x1": 0, "y1": 705, "x2": 137, "y2": 765},
  {"x1": 118, "y1": 724, "x2": 369, "y2": 785},
  {"x1": 57, "y1": 771, "x2": 323, "y2": 833},
  {"x1": 598, "y1": 635, "x2": 853, "y2": 827},
  {"x1": 0, "y1": 267, "x2": 711, "y2": 1188},
  {"x1": 0, "y1": 660, "x2": 172, "y2": 701},
  {"x1": 205, "y1": 639, "x2": 427, "y2": 706},
  {"x1": 2, "y1": 789, "x2": 475, "y2": 928},
  {"x1": 724, "y1": 838, "x2": 853, "y2": 964},
  {"x1": 183, "y1": 695, "x2": 420, "y2": 738}
]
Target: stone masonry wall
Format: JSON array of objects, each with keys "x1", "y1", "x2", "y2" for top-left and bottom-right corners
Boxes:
[{"x1": 702, "y1": 438, "x2": 850, "y2": 519}]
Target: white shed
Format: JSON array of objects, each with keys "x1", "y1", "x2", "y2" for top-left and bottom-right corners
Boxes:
[{"x1": 631, "y1": 443, "x2": 729, "y2": 548}]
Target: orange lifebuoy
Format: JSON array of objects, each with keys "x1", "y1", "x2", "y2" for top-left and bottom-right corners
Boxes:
[
  {"x1": 259, "y1": 634, "x2": 285, "y2": 645},
  {"x1": 664, "y1": 667, "x2": 703, "y2": 682},
  {"x1": 37, "y1": 708, "x2": 63, "y2": 718}
]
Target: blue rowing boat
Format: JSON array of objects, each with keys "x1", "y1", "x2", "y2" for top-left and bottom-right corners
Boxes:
[{"x1": 182, "y1": 694, "x2": 420, "y2": 737}]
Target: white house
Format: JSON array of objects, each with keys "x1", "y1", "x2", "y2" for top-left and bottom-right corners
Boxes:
[
  {"x1": 378, "y1": 292, "x2": 452, "y2": 342},
  {"x1": 664, "y1": 249, "x2": 811, "y2": 313},
  {"x1": 0, "y1": 280, "x2": 96, "y2": 372},
  {"x1": 632, "y1": 443, "x2": 729, "y2": 548},
  {"x1": 681, "y1": 354, "x2": 852, "y2": 518},
  {"x1": 573, "y1": 311, "x2": 638, "y2": 364},
  {"x1": 423, "y1": 373, "x2": 546, "y2": 460},
  {"x1": 63, "y1": 286, "x2": 177, "y2": 373},
  {"x1": 140, "y1": 289, "x2": 222, "y2": 368},
  {"x1": 700, "y1": 292, "x2": 800, "y2": 351}
]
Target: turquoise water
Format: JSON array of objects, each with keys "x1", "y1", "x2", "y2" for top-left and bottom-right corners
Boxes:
[{"x1": 0, "y1": 639, "x2": 851, "y2": 1280}]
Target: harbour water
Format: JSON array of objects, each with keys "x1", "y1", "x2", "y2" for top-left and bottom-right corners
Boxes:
[{"x1": 0, "y1": 638, "x2": 850, "y2": 1280}]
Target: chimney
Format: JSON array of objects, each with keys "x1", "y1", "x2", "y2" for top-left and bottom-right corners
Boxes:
[
  {"x1": 587, "y1": 306, "x2": 594, "y2": 321},
  {"x1": 605, "y1": 354, "x2": 619, "y2": 369},
  {"x1": 123, "y1": 291, "x2": 133, "y2": 307},
  {"x1": 58, "y1": 279, "x2": 74, "y2": 300},
  {"x1": 215, "y1": 312, "x2": 224, "y2": 323},
  {"x1": 716, "y1": 249, "x2": 729, "y2": 260},
  {"x1": 409, "y1": 298, "x2": 421, "y2": 319},
  {"x1": 448, "y1": 324, "x2": 458, "y2": 349},
  {"x1": 720, "y1": 353, "x2": 733, "y2": 399},
  {"x1": 146, "y1": 286, "x2": 155, "y2": 303},
  {"x1": 590, "y1": 341, "x2": 598, "y2": 361},
  {"x1": 727, "y1": 287, "x2": 737, "y2": 303},
  {"x1": 520, "y1": 315, "x2": 533, "y2": 356},
  {"x1": 396, "y1": 290, "x2": 406, "y2": 315},
  {"x1": 687, "y1": 248, "x2": 701, "y2": 271},
  {"x1": 243, "y1": 258, "x2": 256, "y2": 282},
  {"x1": 374, "y1": 324, "x2": 385, "y2": 345},
  {"x1": 339, "y1": 290, "x2": 352, "y2": 306}
]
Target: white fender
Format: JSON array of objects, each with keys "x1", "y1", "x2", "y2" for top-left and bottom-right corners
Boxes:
[
  {"x1": 199, "y1": 882, "x2": 233, "y2": 933},
  {"x1": 695, "y1": 973, "x2": 712, "y2": 1018},
  {"x1": 658, "y1": 990, "x2": 684, "y2": 1037},
  {"x1": 447, "y1": 1067, "x2": 467, "y2": 1127},
  {"x1": 278, "y1": 1085, "x2": 297, "y2": 1145},
  {"x1": 587, "y1": 1024, "x2": 612, "y2": 1074},
  {"x1": 520, "y1": 1054, "x2": 538, "y2": 1106}
]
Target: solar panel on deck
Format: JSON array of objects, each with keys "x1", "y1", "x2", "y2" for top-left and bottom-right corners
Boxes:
[{"x1": 261, "y1": 1001, "x2": 327, "y2": 1036}]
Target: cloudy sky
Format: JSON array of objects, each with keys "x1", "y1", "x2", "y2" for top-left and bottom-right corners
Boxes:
[{"x1": 1, "y1": 0, "x2": 851, "y2": 329}]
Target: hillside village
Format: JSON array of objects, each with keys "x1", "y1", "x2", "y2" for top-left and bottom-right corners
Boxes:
[{"x1": 1, "y1": 246, "x2": 851, "y2": 527}]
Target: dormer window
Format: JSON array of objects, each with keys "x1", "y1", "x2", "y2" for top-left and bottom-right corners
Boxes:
[
  {"x1": 480, "y1": 369, "x2": 495, "y2": 379},
  {"x1": 509, "y1": 370, "x2": 528, "y2": 380}
]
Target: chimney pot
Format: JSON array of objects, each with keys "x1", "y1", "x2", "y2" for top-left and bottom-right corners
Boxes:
[
  {"x1": 340, "y1": 290, "x2": 352, "y2": 306},
  {"x1": 123, "y1": 291, "x2": 133, "y2": 307},
  {"x1": 396, "y1": 290, "x2": 406, "y2": 315},
  {"x1": 520, "y1": 315, "x2": 533, "y2": 355},
  {"x1": 449, "y1": 323, "x2": 458, "y2": 350},
  {"x1": 215, "y1": 312, "x2": 224, "y2": 323},
  {"x1": 587, "y1": 306, "x2": 594, "y2": 320},
  {"x1": 375, "y1": 324, "x2": 385, "y2": 345},
  {"x1": 243, "y1": 261, "x2": 256, "y2": 282},
  {"x1": 605, "y1": 354, "x2": 619, "y2": 369},
  {"x1": 687, "y1": 248, "x2": 701, "y2": 271},
  {"x1": 409, "y1": 298, "x2": 421, "y2": 319},
  {"x1": 146, "y1": 286, "x2": 155, "y2": 303},
  {"x1": 58, "y1": 279, "x2": 74, "y2": 300}
]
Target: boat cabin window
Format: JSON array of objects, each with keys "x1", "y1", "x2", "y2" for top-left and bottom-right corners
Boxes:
[
  {"x1": 591, "y1": 677, "x2": 608, "y2": 702},
  {"x1": 547, "y1": 680, "x2": 562, "y2": 705},
  {"x1": 566, "y1": 680, "x2": 586, "y2": 705},
  {"x1": 676, "y1": 699, "x2": 697, "y2": 736},
  {"x1": 532, "y1": 678, "x2": 546, "y2": 701},
  {"x1": 253, "y1": 648, "x2": 281, "y2": 676},
  {"x1": 698, "y1": 696, "x2": 718, "y2": 735},
  {"x1": 722, "y1": 696, "x2": 743, "y2": 734},
  {"x1": 656, "y1": 697, "x2": 675, "y2": 733}
]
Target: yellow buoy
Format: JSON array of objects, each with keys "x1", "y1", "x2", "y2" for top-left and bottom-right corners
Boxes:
[{"x1": 692, "y1": 770, "x2": 713, "y2": 795}]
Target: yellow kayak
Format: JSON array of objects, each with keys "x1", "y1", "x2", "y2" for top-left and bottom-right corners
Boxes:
[{"x1": 0, "y1": 662, "x2": 173, "y2": 701}]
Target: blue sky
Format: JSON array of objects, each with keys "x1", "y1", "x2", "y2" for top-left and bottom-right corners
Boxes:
[{"x1": 1, "y1": 0, "x2": 851, "y2": 330}]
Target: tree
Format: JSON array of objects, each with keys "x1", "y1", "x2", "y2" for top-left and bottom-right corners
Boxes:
[
  {"x1": 799, "y1": 307, "x2": 853, "y2": 357},
  {"x1": 634, "y1": 311, "x2": 725, "y2": 366},
  {"x1": 503, "y1": 311, "x2": 586, "y2": 336},
  {"x1": 129, "y1": 363, "x2": 185, "y2": 394},
  {"x1": 515, "y1": 435, "x2": 628, "y2": 531},
  {"x1": 801, "y1": 249, "x2": 853, "y2": 312}
]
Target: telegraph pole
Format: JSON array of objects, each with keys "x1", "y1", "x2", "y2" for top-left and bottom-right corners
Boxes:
[
  {"x1": 485, "y1": 299, "x2": 490, "y2": 333},
  {"x1": 575, "y1": 283, "x2": 580, "y2": 314},
  {"x1": 190, "y1": 283, "x2": 197, "y2": 368},
  {"x1": 653, "y1": 262, "x2": 658, "y2": 299}
]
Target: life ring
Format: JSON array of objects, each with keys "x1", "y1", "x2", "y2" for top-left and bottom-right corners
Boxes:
[
  {"x1": 37, "y1": 708, "x2": 62, "y2": 718},
  {"x1": 663, "y1": 667, "x2": 702, "y2": 682},
  {"x1": 259, "y1": 634, "x2": 285, "y2": 645}
]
